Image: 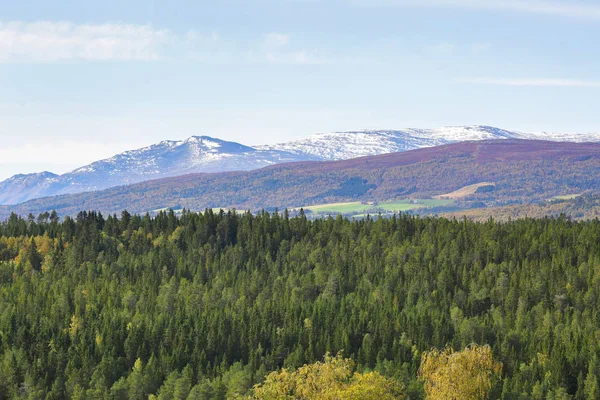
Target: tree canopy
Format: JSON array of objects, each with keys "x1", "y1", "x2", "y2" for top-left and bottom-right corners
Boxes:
[
  {"x1": 419, "y1": 344, "x2": 502, "y2": 399},
  {"x1": 251, "y1": 353, "x2": 405, "y2": 400},
  {"x1": 0, "y1": 209, "x2": 598, "y2": 398}
]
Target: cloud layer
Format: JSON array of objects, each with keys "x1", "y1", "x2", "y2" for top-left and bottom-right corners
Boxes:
[
  {"x1": 460, "y1": 77, "x2": 600, "y2": 87},
  {"x1": 0, "y1": 21, "x2": 321, "y2": 65},
  {"x1": 0, "y1": 21, "x2": 173, "y2": 62},
  {"x1": 349, "y1": 0, "x2": 600, "y2": 19},
  {"x1": 261, "y1": 32, "x2": 327, "y2": 65}
]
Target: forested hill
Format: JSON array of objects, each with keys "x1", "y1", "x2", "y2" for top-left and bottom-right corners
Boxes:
[
  {"x1": 0, "y1": 210, "x2": 599, "y2": 398},
  {"x1": 3, "y1": 139, "x2": 600, "y2": 219}
]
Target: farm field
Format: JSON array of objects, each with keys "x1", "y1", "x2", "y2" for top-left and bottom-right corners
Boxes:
[
  {"x1": 303, "y1": 198, "x2": 453, "y2": 214},
  {"x1": 433, "y1": 182, "x2": 495, "y2": 199},
  {"x1": 378, "y1": 199, "x2": 452, "y2": 211},
  {"x1": 551, "y1": 194, "x2": 582, "y2": 200},
  {"x1": 303, "y1": 202, "x2": 372, "y2": 213}
]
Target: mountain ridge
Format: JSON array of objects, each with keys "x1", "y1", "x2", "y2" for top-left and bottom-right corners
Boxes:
[
  {"x1": 2, "y1": 125, "x2": 600, "y2": 205},
  {"x1": 3, "y1": 139, "x2": 600, "y2": 220},
  {"x1": 0, "y1": 135, "x2": 319, "y2": 205}
]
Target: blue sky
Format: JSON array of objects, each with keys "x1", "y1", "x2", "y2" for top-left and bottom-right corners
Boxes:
[{"x1": 1, "y1": 0, "x2": 600, "y2": 180}]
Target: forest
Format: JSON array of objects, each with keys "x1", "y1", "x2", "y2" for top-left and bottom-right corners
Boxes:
[{"x1": 0, "y1": 209, "x2": 599, "y2": 399}]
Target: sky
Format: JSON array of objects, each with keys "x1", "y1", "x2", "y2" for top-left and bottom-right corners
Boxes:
[{"x1": 1, "y1": 0, "x2": 600, "y2": 180}]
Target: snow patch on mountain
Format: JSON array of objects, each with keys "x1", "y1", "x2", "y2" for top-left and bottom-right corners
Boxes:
[{"x1": 257, "y1": 126, "x2": 525, "y2": 160}]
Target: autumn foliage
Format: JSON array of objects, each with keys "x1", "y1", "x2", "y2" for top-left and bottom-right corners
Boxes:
[
  {"x1": 418, "y1": 344, "x2": 502, "y2": 400},
  {"x1": 251, "y1": 353, "x2": 406, "y2": 400}
]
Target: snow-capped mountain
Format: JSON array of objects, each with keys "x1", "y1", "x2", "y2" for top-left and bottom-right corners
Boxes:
[
  {"x1": 0, "y1": 136, "x2": 318, "y2": 205},
  {"x1": 61, "y1": 136, "x2": 312, "y2": 188},
  {"x1": 2, "y1": 125, "x2": 600, "y2": 205},
  {"x1": 0, "y1": 172, "x2": 60, "y2": 206},
  {"x1": 258, "y1": 126, "x2": 522, "y2": 160}
]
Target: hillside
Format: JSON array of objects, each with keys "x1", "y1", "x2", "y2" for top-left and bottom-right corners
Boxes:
[
  {"x1": 2, "y1": 125, "x2": 600, "y2": 205},
  {"x1": 3, "y1": 139, "x2": 600, "y2": 219},
  {"x1": 441, "y1": 193, "x2": 600, "y2": 222}
]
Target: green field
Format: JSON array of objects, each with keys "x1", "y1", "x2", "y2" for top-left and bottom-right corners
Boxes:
[
  {"x1": 152, "y1": 199, "x2": 454, "y2": 216},
  {"x1": 303, "y1": 199, "x2": 453, "y2": 214},
  {"x1": 551, "y1": 194, "x2": 582, "y2": 200},
  {"x1": 378, "y1": 199, "x2": 453, "y2": 211},
  {"x1": 305, "y1": 202, "x2": 372, "y2": 213}
]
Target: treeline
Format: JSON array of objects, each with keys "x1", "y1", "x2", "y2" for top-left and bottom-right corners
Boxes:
[
  {"x1": 0, "y1": 209, "x2": 599, "y2": 398},
  {"x1": 444, "y1": 193, "x2": 600, "y2": 222}
]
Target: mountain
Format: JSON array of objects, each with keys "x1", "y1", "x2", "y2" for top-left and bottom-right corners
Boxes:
[
  {"x1": 0, "y1": 172, "x2": 59, "y2": 205},
  {"x1": 3, "y1": 139, "x2": 600, "y2": 220},
  {"x1": 2, "y1": 125, "x2": 600, "y2": 205},
  {"x1": 0, "y1": 136, "x2": 317, "y2": 205},
  {"x1": 258, "y1": 125, "x2": 522, "y2": 160},
  {"x1": 58, "y1": 135, "x2": 313, "y2": 191}
]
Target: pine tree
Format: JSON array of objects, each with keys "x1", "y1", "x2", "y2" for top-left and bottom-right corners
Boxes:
[{"x1": 26, "y1": 238, "x2": 41, "y2": 271}]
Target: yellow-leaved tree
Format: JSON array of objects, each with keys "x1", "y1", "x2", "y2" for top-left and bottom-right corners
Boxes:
[
  {"x1": 250, "y1": 353, "x2": 405, "y2": 400},
  {"x1": 418, "y1": 344, "x2": 502, "y2": 400}
]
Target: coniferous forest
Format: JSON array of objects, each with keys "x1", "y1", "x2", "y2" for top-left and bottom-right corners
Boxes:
[{"x1": 0, "y1": 209, "x2": 599, "y2": 399}]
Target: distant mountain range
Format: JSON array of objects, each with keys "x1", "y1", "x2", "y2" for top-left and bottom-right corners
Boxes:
[
  {"x1": 2, "y1": 139, "x2": 600, "y2": 220},
  {"x1": 2, "y1": 125, "x2": 600, "y2": 205},
  {"x1": 0, "y1": 136, "x2": 315, "y2": 205}
]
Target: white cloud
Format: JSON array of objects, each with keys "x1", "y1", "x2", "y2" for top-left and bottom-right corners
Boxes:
[
  {"x1": 0, "y1": 21, "x2": 175, "y2": 62},
  {"x1": 264, "y1": 50, "x2": 328, "y2": 65},
  {"x1": 424, "y1": 42, "x2": 456, "y2": 56},
  {"x1": 471, "y1": 42, "x2": 492, "y2": 53},
  {"x1": 459, "y1": 77, "x2": 600, "y2": 87},
  {"x1": 263, "y1": 33, "x2": 291, "y2": 48},
  {"x1": 423, "y1": 42, "x2": 491, "y2": 56},
  {"x1": 260, "y1": 32, "x2": 328, "y2": 65},
  {"x1": 348, "y1": 0, "x2": 600, "y2": 19},
  {"x1": 0, "y1": 22, "x2": 329, "y2": 65}
]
